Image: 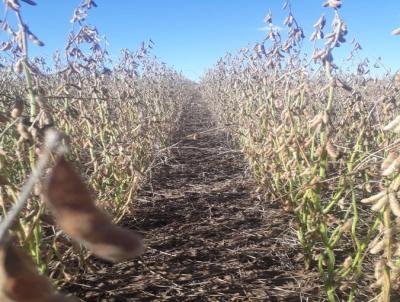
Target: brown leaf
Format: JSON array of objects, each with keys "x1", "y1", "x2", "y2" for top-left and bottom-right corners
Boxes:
[
  {"x1": 45, "y1": 156, "x2": 144, "y2": 262},
  {"x1": 0, "y1": 242, "x2": 76, "y2": 302}
]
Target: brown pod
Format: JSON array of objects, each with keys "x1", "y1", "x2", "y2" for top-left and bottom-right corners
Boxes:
[
  {"x1": 45, "y1": 156, "x2": 144, "y2": 262},
  {"x1": 27, "y1": 32, "x2": 44, "y2": 47},
  {"x1": 5, "y1": 0, "x2": 20, "y2": 11},
  {"x1": 16, "y1": 123, "x2": 30, "y2": 140},
  {"x1": 0, "y1": 242, "x2": 76, "y2": 302},
  {"x1": 0, "y1": 41, "x2": 12, "y2": 52},
  {"x1": 11, "y1": 99, "x2": 24, "y2": 119},
  {"x1": 326, "y1": 140, "x2": 338, "y2": 160},
  {"x1": 0, "y1": 112, "x2": 10, "y2": 123},
  {"x1": 20, "y1": 0, "x2": 37, "y2": 5},
  {"x1": 14, "y1": 59, "x2": 24, "y2": 74},
  {"x1": 395, "y1": 72, "x2": 400, "y2": 84}
]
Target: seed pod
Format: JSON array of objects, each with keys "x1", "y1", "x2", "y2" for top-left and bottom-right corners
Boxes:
[
  {"x1": 314, "y1": 145, "x2": 324, "y2": 158},
  {"x1": 382, "y1": 156, "x2": 400, "y2": 177},
  {"x1": 390, "y1": 176, "x2": 400, "y2": 191},
  {"x1": 304, "y1": 138, "x2": 312, "y2": 148},
  {"x1": 313, "y1": 49, "x2": 327, "y2": 61},
  {"x1": 372, "y1": 276, "x2": 384, "y2": 288},
  {"x1": 27, "y1": 32, "x2": 44, "y2": 47},
  {"x1": 338, "y1": 197, "x2": 347, "y2": 210},
  {"x1": 326, "y1": 140, "x2": 338, "y2": 159},
  {"x1": 40, "y1": 113, "x2": 53, "y2": 127},
  {"x1": 339, "y1": 282, "x2": 351, "y2": 292},
  {"x1": 14, "y1": 59, "x2": 23, "y2": 74},
  {"x1": 374, "y1": 260, "x2": 385, "y2": 282},
  {"x1": 11, "y1": 99, "x2": 24, "y2": 119},
  {"x1": 0, "y1": 242, "x2": 77, "y2": 302},
  {"x1": 342, "y1": 256, "x2": 352, "y2": 269},
  {"x1": 299, "y1": 167, "x2": 312, "y2": 177},
  {"x1": 381, "y1": 152, "x2": 397, "y2": 171},
  {"x1": 371, "y1": 195, "x2": 389, "y2": 212},
  {"x1": 0, "y1": 112, "x2": 9, "y2": 124},
  {"x1": 370, "y1": 239, "x2": 385, "y2": 254},
  {"x1": 388, "y1": 192, "x2": 400, "y2": 217},
  {"x1": 322, "y1": 111, "x2": 329, "y2": 124},
  {"x1": 33, "y1": 181, "x2": 42, "y2": 196},
  {"x1": 309, "y1": 113, "x2": 323, "y2": 128},
  {"x1": 16, "y1": 123, "x2": 30, "y2": 140},
  {"x1": 35, "y1": 146, "x2": 42, "y2": 156},
  {"x1": 340, "y1": 218, "x2": 353, "y2": 233},
  {"x1": 36, "y1": 95, "x2": 49, "y2": 112},
  {"x1": 396, "y1": 73, "x2": 400, "y2": 83},
  {"x1": 5, "y1": 0, "x2": 20, "y2": 11},
  {"x1": 383, "y1": 115, "x2": 400, "y2": 132},
  {"x1": 386, "y1": 260, "x2": 399, "y2": 271},
  {"x1": 45, "y1": 156, "x2": 144, "y2": 262},
  {"x1": 0, "y1": 41, "x2": 12, "y2": 52},
  {"x1": 309, "y1": 176, "x2": 321, "y2": 188},
  {"x1": 395, "y1": 243, "x2": 400, "y2": 257},
  {"x1": 392, "y1": 122, "x2": 400, "y2": 134},
  {"x1": 384, "y1": 227, "x2": 393, "y2": 238},
  {"x1": 21, "y1": 0, "x2": 37, "y2": 5},
  {"x1": 11, "y1": 108, "x2": 20, "y2": 120},
  {"x1": 29, "y1": 126, "x2": 41, "y2": 141},
  {"x1": 361, "y1": 191, "x2": 387, "y2": 204}
]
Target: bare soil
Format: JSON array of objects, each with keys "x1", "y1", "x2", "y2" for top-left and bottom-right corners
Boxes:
[{"x1": 63, "y1": 99, "x2": 321, "y2": 301}]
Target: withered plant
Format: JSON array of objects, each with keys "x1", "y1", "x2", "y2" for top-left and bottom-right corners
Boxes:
[
  {"x1": 202, "y1": 1, "x2": 400, "y2": 301},
  {"x1": 0, "y1": 0, "x2": 195, "y2": 300}
]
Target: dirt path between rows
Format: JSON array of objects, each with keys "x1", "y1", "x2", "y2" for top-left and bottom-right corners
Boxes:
[{"x1": 65, "y1": 99, "x2": 320, "y2": 301}]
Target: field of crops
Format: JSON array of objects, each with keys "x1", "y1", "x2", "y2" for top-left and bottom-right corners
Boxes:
[
  {"x1": 0, "y1": 0, "x2": 399, "y2": 301},
  {"x1": 202, "y1": 1, "x2": 400, "y2": 301}
]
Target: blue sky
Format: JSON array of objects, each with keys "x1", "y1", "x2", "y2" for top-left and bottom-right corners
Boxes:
[{"x1": 2, "y1": 1, "x2": 400, "y2": 80}]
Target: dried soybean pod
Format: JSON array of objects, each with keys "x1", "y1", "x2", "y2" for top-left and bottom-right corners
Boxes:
[
  {"x1": 14, "y1": 59, "x2": 23, "y2": 74},
  {"x1": 361, "y1": 191, "x2": 387, "y2": 204},
  {"x1": 45, "y1": 156, "x2": 144, "y2": 262},
  {"x1": 371, "y1": 195, "x2": 389, "y2": 212},
  {"x1": 388, "y1": 192, "x2": 400, "y2": 217},
  {"x1": 20, "y1": 0, "x2": 37, "y2": 6},
  {"x1": 381, "y1": 152, "x2": 397, "y2": 171},
  {"x1": 326, "y1": 140, "x2": 338, "y2": 159},
  {"x1": 11, "y1": 99, "x2": 24, "y2": 119},
  {"x1": 383, "y1": 116, "x2": 400, "y2": 132},
  {"x1": 0, "y1": 242, "x2": 77, "y2": 302}
]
